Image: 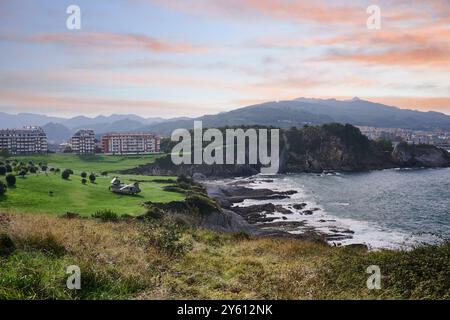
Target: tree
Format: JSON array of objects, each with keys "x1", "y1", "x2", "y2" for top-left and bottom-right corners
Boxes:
[
  {"x1": 0, "y1": 181, "x2": 6, "y2": 196},
  {"x1": 0, "y1": 166, "x2": 6, "y2": 176},
  {"x1": 81, "y1": 172, "x2": 87, "y2": 178},
  {"x1": 61, "y1": 170, "x2": 71, "y2": 180},
  {"x1": 6, "y1": 174, "x2": 16, "y2": 187},
  {"x1": 19, "y1": 169, "x2": 27, "y2": 178},
  {"x1": 0, "y1": 148, "x2": 11, "y2": 158},
  {"x1": 89, "y1": 173, "x2": 96, "y2": 183}
]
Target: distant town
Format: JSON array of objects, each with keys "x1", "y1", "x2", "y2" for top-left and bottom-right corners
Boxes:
[
  {"x1": 1, "y1": 124, "x2": 450, "y2": 156},
  {"x1": 357, "y1": 126, "x2": 450, "y2": 149},
  {"x1": 0, "y1": 126, "x2": 160, "y2": 155}
]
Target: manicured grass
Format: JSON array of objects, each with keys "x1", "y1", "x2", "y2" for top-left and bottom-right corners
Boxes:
[
  {"x1": 11, "y1": 153, "x2": 161, "y2": 173},
  {"x1": 0, "y1": 173, "x2": 183, "y2": 216}
]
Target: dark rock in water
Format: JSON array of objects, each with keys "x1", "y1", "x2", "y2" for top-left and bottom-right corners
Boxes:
[
  {"x1": 232, "y1": 203, "x2": 293, "y2": 224},
  {"x1": 302, "y1": 210, "x2": 314, "y2": 215},
  {"x1": 319, "y1": 219, "x2": 326, "y2": 223},
  {"x1": 260, "y1": 179, "x2": 274, "y2": 183},
  {"x1": 293, "y1": 203, "x2": 307, "y2": 210},
  {"x1": 311, "y1": 207, "x2": 320, "y2": 212}
]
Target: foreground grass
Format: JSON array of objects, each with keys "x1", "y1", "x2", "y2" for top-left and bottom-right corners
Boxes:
[
  {"x1": 0, "y1": 213, "x2": 448, "y2": 300},
  {"x1": 0, "y1": 173, "x2": 183, "y2": 216},
  {"x1": 12, "y1": 154, "x2": 161, "y2": 173}
]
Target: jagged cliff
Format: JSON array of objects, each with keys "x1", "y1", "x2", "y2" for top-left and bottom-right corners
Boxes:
[
  {"x1": 392, "y1": 142, "x2": 450, "y2": 167},
  {"x1": 122, "y1": 124, "x2": 450, "y2": 177}
]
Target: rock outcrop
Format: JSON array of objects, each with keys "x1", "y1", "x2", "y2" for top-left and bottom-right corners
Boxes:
[
  {"x1": 122, "y1": 124, "x2": 450, "y2": 178},
  {"x1": 392, "y1": 142, "x2": 450, "y2": 167}
]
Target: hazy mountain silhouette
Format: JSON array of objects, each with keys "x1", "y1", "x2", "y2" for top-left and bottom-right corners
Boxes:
[
  {"x1": 2, "y1": 98, "x2": 450, "y2": 137},
  {"x1": 140, "y1": 98, "x2": 450, "y2": 135}
]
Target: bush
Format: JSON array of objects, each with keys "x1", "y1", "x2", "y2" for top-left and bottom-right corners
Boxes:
[
  {"x1": 18, "y1": 169, "x2": 27, "y2": 178},
  {"x1": 29, "y1": 166, "x2": 37, "y2": 174},
  {"x1": 177, "y1": 174, "x2": 193, "y2": 185},
  {"x1": 81, "y1": 178, "x2": 87, "y2": 185},
  {"x1": 186, "y1": 193, "x2": 220, "y2": 215},
  {"x1": 89, "y1": 173, "x2": 96, "y2": 183},
  {"x1": 0, "y1": 181, "x2": 7, "y2": 196},
  {"x1": 6, "y1": 174, "x2": 16, "y2": 187},
  {"x1": 65, "y1": 169, "x2": 74, "y2": 175},
  {"x1": 101, "y1": 171, "x2": 108, "y2": 176},
  {"x1": 41, "y1": 165, "x2": 48, "y2": 173},
  {"x1": 0, "y1": 166, "x2": 6, "y2": 176},
  {"x1": 0, "y1": 233, "x2": 15, "y2": 256},
  {"x1": 5, "y1": 164, "x2": 12, "y2": 173},
  {"x1": 92, "y1": 209, "x2": 118, "y2": 222},
  {"x1": 61, "y1": 170, "x2": 70, "y2": 180},
  {"x1": 144, "y1": 220, "x2": 191, "y2": 257},
  {"x1": 81, "y1": 172, "x2": 87, "y2": 178}
]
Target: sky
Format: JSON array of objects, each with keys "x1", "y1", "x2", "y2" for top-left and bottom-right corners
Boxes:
[{"x1": 0, "y1": 0, "x2": 449, "y2": 118}]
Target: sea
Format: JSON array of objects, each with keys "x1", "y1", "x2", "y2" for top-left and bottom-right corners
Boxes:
[{"x1": 236, "y1": 168, "x2": 450, "y2": 249}]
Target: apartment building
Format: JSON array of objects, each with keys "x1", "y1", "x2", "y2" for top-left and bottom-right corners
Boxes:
[
  {"x1": 102, "y1": 132, "x2": 160, "y2": 155},
  {"x1": 70, "y1": 129, "x2": 96, "y2": 155},
  {"x1": 0, "y1": 126, "x2": 48, "y2": 155}
]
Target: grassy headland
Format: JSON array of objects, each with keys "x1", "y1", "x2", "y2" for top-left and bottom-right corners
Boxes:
[{"x1": 0, "y1": 213, "x2": 448, "y2": 300}]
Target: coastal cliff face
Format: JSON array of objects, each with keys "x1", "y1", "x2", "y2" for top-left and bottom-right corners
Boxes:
[
  {"x1": 283, "y1": 124, "x2": 394, "y2": 172},
  {"x1": 123, "y1": 124, "x2": 450, "y2": 177},
  {"x1": 392, "y1": 142, "x2": 450, "y2": 167}
]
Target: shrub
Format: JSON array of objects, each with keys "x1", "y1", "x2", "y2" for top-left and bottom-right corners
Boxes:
[
  {"x1": 29, "y1": 166, "x2": 37, "y2": 174},
  {"x1": 19, "y1": 233, "x2": 66, "y2": 257},
  {"x1": 89, "y1": 173, "x2": 96, "y2": 183},
  {"x1": 5, "y1": 164, "x2": 12, "y2": 173},
  {"x1": 0, "y1": 233, "x2": 15, "y2": 256},
  {"x1": 0, "y1": 181, "x2": 7, "y2": 196},
  {"x1": 144, "y1": 220, "x2": 191, "y2": 257},
  {"x1": 186, "y1": 193, "x2": 220, "y2": 215},
  {"x1": 0, "y1": 166, "x2": 6, "y2": 176},
  {"x1": 5, "y1": 174, "x2": 16, "y2": 187},
  {"x1": 101, "y1": 171, "x2": 108, "y2": 176},
  {"x1": 65, "y1": 169, "x2": 74, "y2": 175},
  {"x1": 81, "y1": 178, "x2": 87, "y2": 185},
  {"x1": 41, "y1": 165, "x2": 48, "y2": 173},
  {"x1": 92, "y1": 209, "x2": 118, "y2": 222},
  {"x1": 144, "y1": 206, "x2": 165, "y2": 220},
  {"x1": 18, "y1": 169, "x2": 27, "y2": 178},
  {"x1": 61, "y1": 170, "x2": 70, "y2": 180},
  {"x1": 163, "y1": 185, "x2": 186, "y2": 194},
  {"x1": 81, "y1": 172, "x2": 87, "y2": 178},
  {"x1": 177, "y1": 174, "x2": 193, "y2": 185}
]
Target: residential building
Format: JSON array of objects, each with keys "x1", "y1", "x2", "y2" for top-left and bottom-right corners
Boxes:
[
  {"x1": 70, "y1": 129, "x2": 96, "y2": 155},
  {"x1": 0, "y1": 126, "x2": 48, "y2": 155},
  {"x1": 102, "y1": 132, "x2": 160, "y2": 155}
]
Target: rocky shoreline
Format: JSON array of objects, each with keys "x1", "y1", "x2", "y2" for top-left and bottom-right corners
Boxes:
[{"x1": 204, "y1": 179, "x2": 363, "y2": 247}]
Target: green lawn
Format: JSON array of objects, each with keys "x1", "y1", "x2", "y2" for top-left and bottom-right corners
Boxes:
[
  {"x1": 0, "y1": 154, "x2": 183, "y2": 216},
  {"x1": 12, "y1": 153, "x2": 161, "y2": 173},
  {"x1": 0, "y1": 173, "x2": 183, "y2": 216}
]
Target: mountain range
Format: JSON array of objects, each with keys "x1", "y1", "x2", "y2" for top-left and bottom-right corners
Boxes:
[{"x1": 1, "y1": 98, "x2": 449, "y2": 142}]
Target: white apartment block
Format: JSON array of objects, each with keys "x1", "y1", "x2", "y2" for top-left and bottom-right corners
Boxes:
[
  {"x1": 70, "y1": 129, "x2": 96, "y2": 155},
  {"x1": 0, "y1": 126, "x2": 48, "y2": 155},
  {"x1": 102, "y1": 132, "x2": 160, "y2": 155}
]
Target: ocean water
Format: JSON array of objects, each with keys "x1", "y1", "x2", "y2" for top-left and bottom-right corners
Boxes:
[{"x1": 237, "y1": 168, "x2": 450, "y2": 249}]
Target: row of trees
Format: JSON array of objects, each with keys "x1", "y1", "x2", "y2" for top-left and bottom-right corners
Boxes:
[{"x1": 61, "y1": 170, "x2": 96, "y2": 184}]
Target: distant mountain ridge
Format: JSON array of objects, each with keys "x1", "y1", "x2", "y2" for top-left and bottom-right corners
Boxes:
[
  {"x1": 140, "y1": 98, "x2": 450, "y2": 135},
  {"x1": 1, "y1": 98, "x2": 449, "y2": 139}
]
